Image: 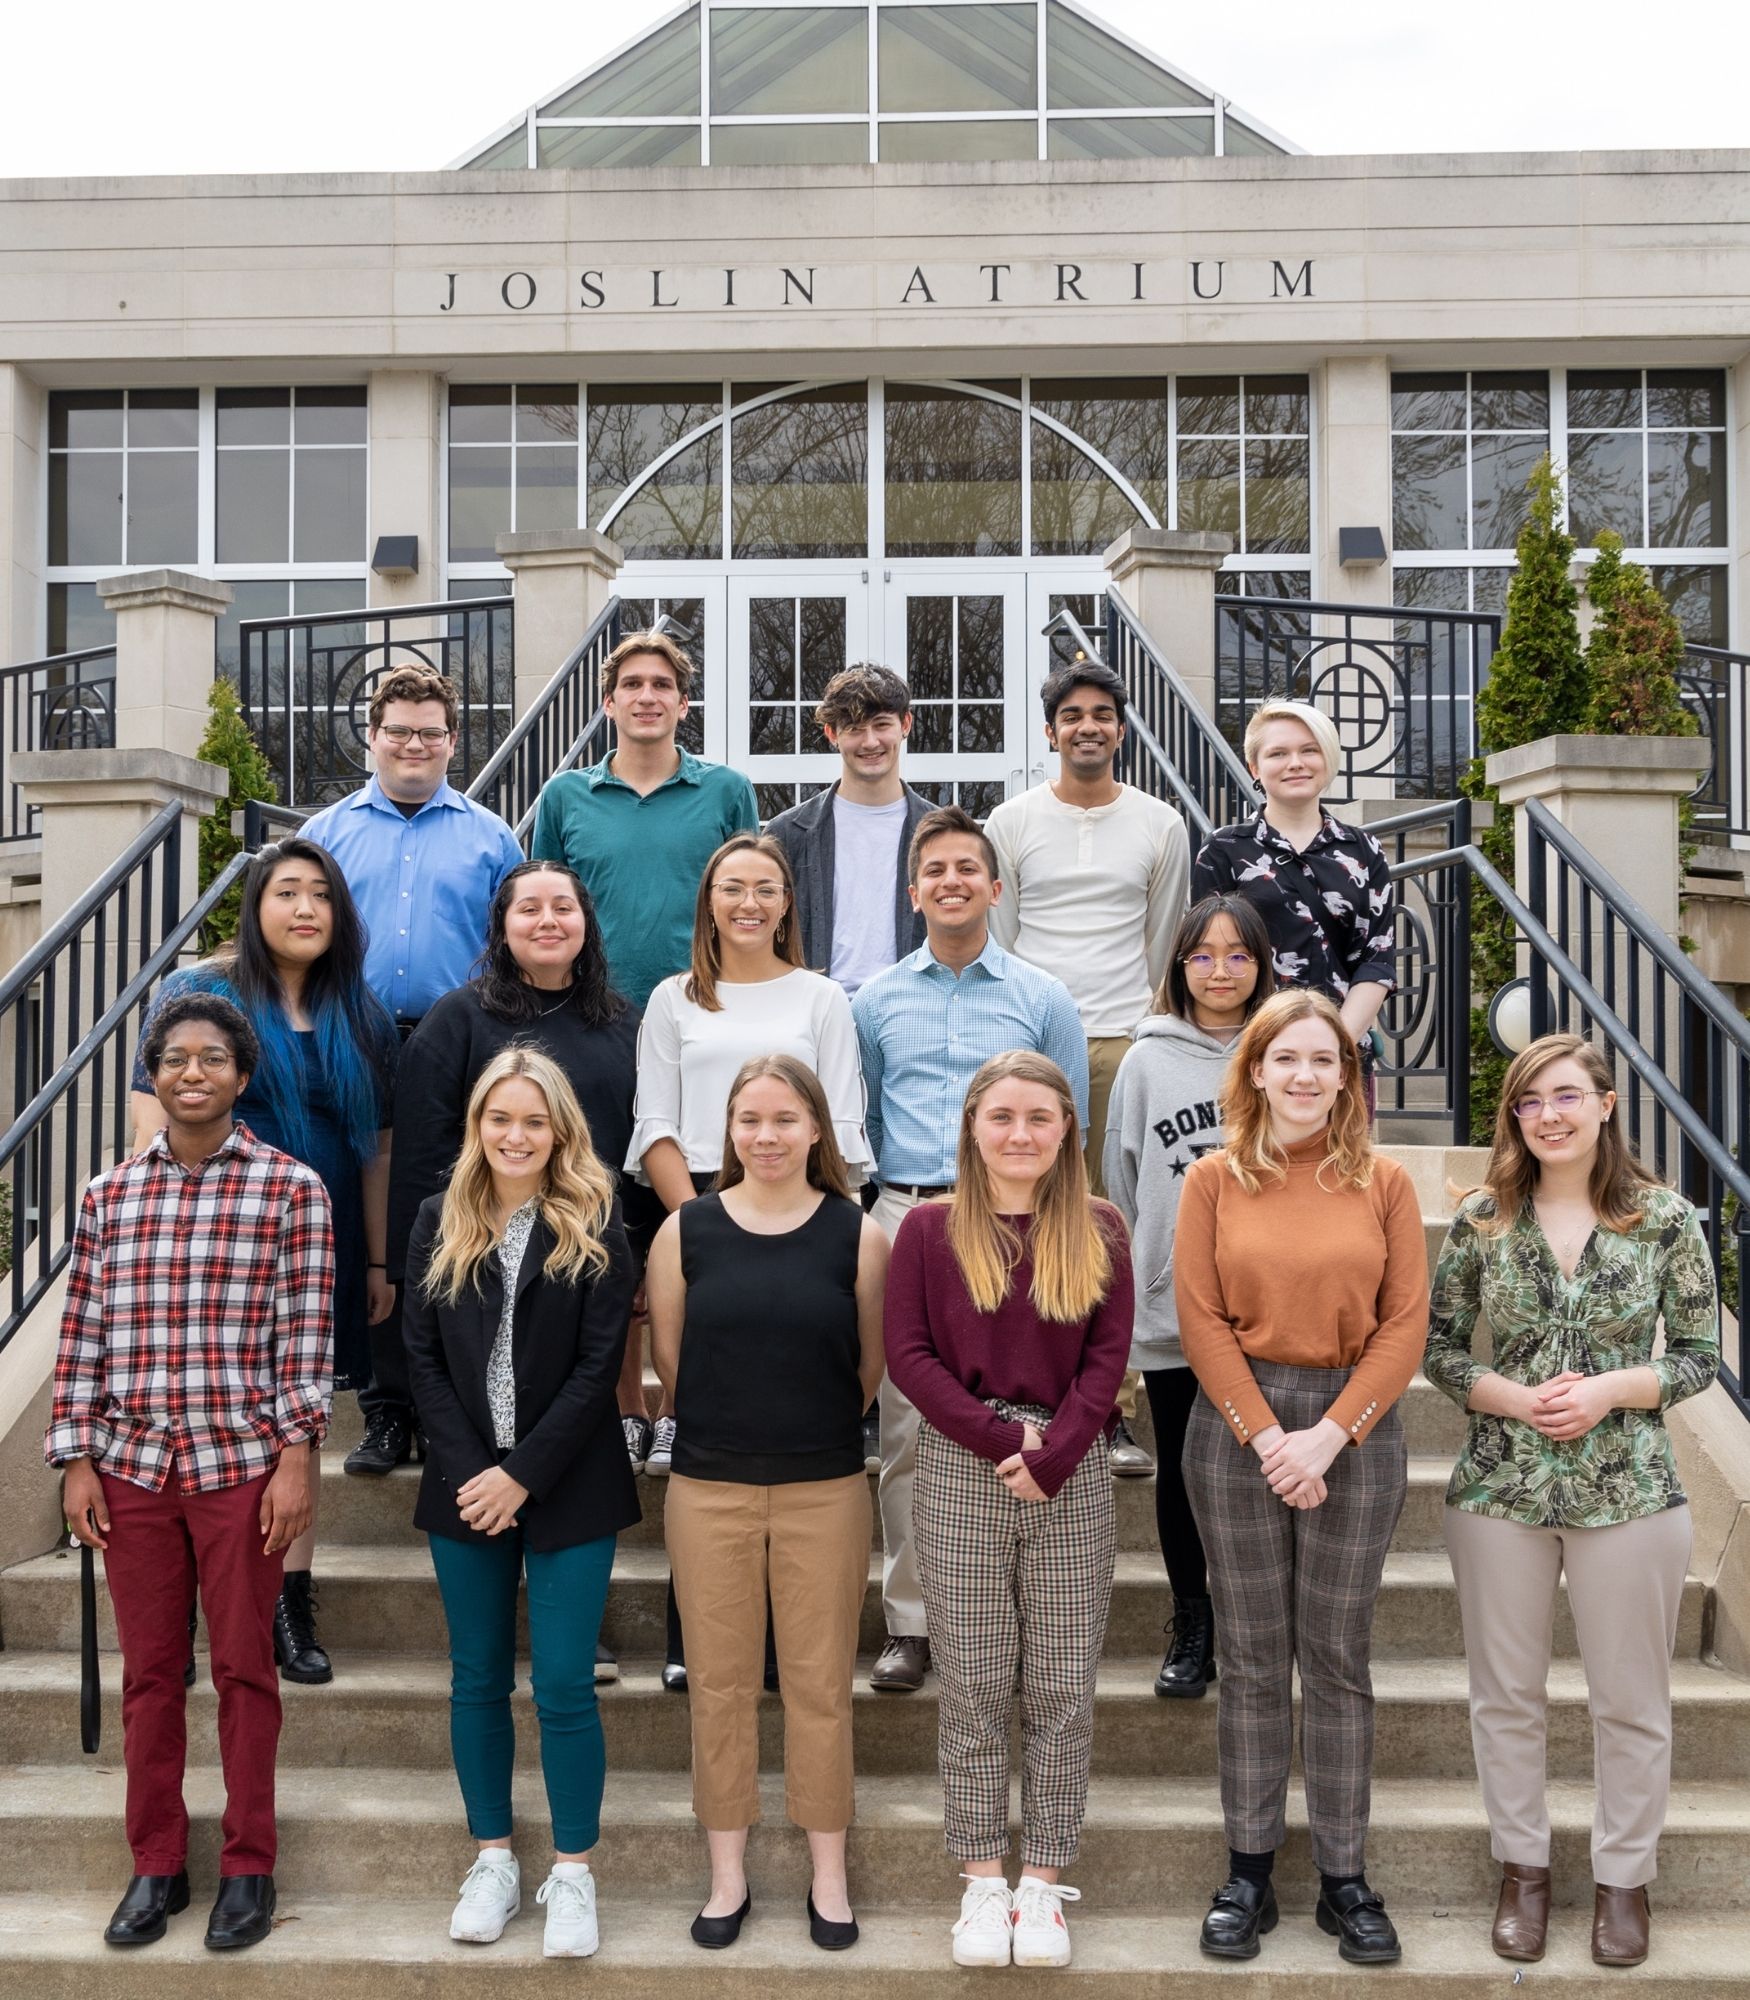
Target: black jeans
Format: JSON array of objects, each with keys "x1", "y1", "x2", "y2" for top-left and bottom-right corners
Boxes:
[{"x1": 1142, "y1": 1367, "x2": 1209, "y2": 1600}]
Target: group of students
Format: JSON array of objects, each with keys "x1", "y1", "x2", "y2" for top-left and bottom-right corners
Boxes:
[{"x1": 44, "y1": 632, "x2": 1719, "y2": 1975}]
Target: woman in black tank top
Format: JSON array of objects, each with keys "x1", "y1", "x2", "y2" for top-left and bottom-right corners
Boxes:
[{"x1": 648, "y1": 1056, "x2": 888, "y2": 1954}]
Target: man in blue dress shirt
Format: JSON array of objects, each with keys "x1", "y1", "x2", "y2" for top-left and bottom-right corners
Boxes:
[
  {"x1": 299, "y1": 665, "x2": 522, "y2": 1473},
  {"x1": 851, "y1": 804, "x2": 1088, "y2": 1693}
]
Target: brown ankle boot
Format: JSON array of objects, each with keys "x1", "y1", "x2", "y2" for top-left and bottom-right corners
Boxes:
[
  {"x1": 1491, "y1": 1863, "x2": 1551, "y2": 1961},
  {"x1": 1592, "y1": 1883, "x2": 1650, "y2": 1967}
]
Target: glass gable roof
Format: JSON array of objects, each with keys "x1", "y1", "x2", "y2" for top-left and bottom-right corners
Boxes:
[{"x1": 454, "y1": 1, "x2": 1294, "y2": 169}]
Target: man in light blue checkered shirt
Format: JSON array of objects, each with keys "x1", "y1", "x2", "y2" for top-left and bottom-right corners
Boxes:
[{"x1": 850, "y1": 803, "x2": 1088, "y2": 1693}]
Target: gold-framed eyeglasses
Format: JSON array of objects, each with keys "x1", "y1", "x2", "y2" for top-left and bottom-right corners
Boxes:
[{"x1": 1183, "y1": 951, "x2": 1257, "y2": 974}]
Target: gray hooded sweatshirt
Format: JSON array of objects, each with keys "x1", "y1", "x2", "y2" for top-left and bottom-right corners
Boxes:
[{"x1": 1101, "y1": 1013, "x2": 1237, "y2": 1371}]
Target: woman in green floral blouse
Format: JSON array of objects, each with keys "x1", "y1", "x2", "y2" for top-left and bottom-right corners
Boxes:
[{"x1": 1427, "y1": 1034, "x2": 1717, "y2": 1973}]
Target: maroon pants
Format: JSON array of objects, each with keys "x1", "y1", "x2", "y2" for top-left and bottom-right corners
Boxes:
[{"x1": 100, "y1": 1464, "x2": 284, "y2": 1876}]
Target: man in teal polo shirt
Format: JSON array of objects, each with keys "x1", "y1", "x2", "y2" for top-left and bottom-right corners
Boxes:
[
  {"x1": 532, "y1": 629, "x2": 757, "y2": 1011},
  {"x1": 532, "y1": 628, "x2": 756, "y2": 1482}
]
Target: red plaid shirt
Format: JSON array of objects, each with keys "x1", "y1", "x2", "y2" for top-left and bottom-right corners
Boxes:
[{"x1": 44, "y1": 1122, "x2": 335, "y2": 1493}]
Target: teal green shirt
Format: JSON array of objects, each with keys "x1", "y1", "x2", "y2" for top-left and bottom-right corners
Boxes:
[
  {"x1": 531, "y1": 750, "x2": 758, "y2": 1009},
  {"x1": 1426, "y1": 1185, "x2": 1718, "y2": 1529}
]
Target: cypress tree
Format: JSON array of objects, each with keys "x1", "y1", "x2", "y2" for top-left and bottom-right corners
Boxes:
[
  {"x1": 195, "y1": 677, "x2": 278, "y2": 945},
  {"x1": 1584, "y1": 531, "x2": 1697, "y2": 740}
]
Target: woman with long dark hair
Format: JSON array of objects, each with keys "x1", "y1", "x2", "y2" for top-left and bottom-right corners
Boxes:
[
  {"x1": 402, "y1": 1046, "x2": 637, "y2": 1959},
  {"x1": 131, "y1": 837, "x2": 397, "y2": 1684},
  {"x1": 1103, "y1": 892, "x2": 1274, "y2": 1700},
  {"x1": 1428, "y1": 1034, "x2": 1718, "y2": 1969},
  {"x1": 884, "y1": 1051, "x2": 1132, "y2": 1970},
  {"x1": 647, "y1": 1055, "x2": 887, "y2": 1953}
]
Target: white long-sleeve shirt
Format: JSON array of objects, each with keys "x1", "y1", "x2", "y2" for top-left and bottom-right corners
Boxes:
[
  {"x1": 626, "y1": 967, "x2": 871, "y2": 1183},
  {"x1": 985, "y1": 782, "x2": 1190, "y2": 1037}
]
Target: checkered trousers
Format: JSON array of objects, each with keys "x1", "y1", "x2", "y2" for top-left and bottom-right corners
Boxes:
[
  {"x1": 1183, "y1": 1361, "x2": 1406, "y2": 1875},
  {"x1": 913, "y1": 1401, "x2": 1116, "y2": 1869}
]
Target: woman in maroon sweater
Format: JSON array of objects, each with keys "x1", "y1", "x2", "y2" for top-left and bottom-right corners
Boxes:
[{"x1": 885, "y1": 1049, "x2": 1133, "y2": 1972}]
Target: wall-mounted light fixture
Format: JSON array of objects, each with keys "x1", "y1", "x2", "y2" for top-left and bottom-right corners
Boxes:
[
  {"x1": 370, "y1": 535, "x2": 420, "y2": 578},
  {"x1": 1338, "y1": 526, "x2": 1388, "y2": 568}
]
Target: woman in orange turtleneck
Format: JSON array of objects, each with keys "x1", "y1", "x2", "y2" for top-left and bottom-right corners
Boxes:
[{"x1": 1173, "y1": 990, "x2": 1427, "y2": 1969}]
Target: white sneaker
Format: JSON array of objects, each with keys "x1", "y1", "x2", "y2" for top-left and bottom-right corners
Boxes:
[
  {"x1": 449, "y1": 1848, "x2": 520, "y2": 1943},
  {"x1": 1012, "y1": 1876, "x2": 1079, "y2": 1967},
  {"x1": 647, "y1": 1415, "x2": 677, "y2": 1475},
  {"x1": 536, "y1": 1864, "x2": 599, "y2": 1958},
  {"x1": 951, "y1": 1874, "x2": 1013, "y2": 1968}
]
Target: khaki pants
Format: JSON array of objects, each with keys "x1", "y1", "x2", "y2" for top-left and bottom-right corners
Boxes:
[
  {"x1": 1084, "y1": 1034, "x2": 1140, "y2": 1423},
  {"x1": 872, "y1": 1184, "x2": 931, "y2": 1635},
  {"x1": 1443, "y1": 1503, "x2": 1692, "y2": 1888},
  {"x1": 667, "y1": 1472, "x2": 871, "y2": 1832}
]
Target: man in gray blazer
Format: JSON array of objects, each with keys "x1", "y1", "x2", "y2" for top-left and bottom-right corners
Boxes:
[{"x1": 766, "y1": 664, "x2": 935, "y2": 999}]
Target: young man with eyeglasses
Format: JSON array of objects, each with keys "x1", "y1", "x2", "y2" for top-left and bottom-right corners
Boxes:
[
  {"x1": 300, "y1": 665, "x2": 523, "y2": 1475},
  {"x1": 47, "y1": 995, "x2": 334, "y2": 1954},
  {"x1": 984, "y1": 661, "x2": 1190, "y2": 1475},
  {"x1": 532, "y1": 630, "x2": 757, "y2": 1477}
]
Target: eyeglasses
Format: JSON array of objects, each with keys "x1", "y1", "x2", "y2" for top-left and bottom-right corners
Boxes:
[
  {"x1": 1183, "y1": 951, "x2": 1258, "y2": 974},
  {"x1": 1510, "y1": 1088, "x2": 1601, "y2": 1121},
  {"x1": 155, "y1": 1048, "x2": 235, "y2": 1074},
  {"x1": 376, "y1": 724, "x2": 451, "y2": 747},
  {"x1": 711, "y1": 882, "x2": 786, "y2": 905}
]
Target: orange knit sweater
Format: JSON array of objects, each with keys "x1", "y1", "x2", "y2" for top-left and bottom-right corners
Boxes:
[{"x1": 1173, "y1": 1130, "x2": 1428, "y2": 1448}]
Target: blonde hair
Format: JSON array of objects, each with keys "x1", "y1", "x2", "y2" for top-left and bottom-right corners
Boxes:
[
  {"x1": 715, "y1": 1055, "x2": 853, "y2": 1200},
  {"x1": 947, "y1": 1051, "x2": 1113, "y2": 1322},
  {"x1": 1219, "y1": 989, "x2": 1375, "y2": 1194},
  {"x1": 1242, "y1": 698, "x2": 1341, "y2": 792},
  {"x1": 422, "y1": 1046, "x2": 616, "y2": 1306},
  {"x1": 684, "y1": 834, "x2": 805, "y2": 1010},
  {"x1": 1466, "y1": 1032, "x2": 1660, "y2": 1237}
]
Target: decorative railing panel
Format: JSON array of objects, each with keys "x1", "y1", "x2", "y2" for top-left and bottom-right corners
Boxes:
[
  {"x1": 0, "y1": 647, "x2": 118, "y2": 842},
  {"x1": 1680, "y1": 644, "x2": 1748, "y2": 839}
]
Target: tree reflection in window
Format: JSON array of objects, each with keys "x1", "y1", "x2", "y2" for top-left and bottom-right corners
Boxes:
[
  {"x1": 590, "y1": 386, "x2": 723, "y2": 560},
  {"x1": 731, "y1": 384, "x2": 868, "y2": 559},
  {"x1": 885, "y1": 386, "x2": 1021, "y2": 558},
  {"x1": 1029, "y1": 378, "x2": 1164, "y2": 557}
]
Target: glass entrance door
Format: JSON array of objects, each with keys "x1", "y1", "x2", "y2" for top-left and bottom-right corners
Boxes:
[
  {"x1": 881, "y1": 572, "x2": 1028, "y2": 821},
  {"x1": 728, "y1": 573, "x2": 871, "y2": 820}
]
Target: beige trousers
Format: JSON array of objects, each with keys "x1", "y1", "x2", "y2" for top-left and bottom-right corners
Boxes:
[
  {"x1": 1084, "y1": 1034, "x2": 1140, "y2": 1422},
  {"x1": 667, "y1": 1471, "x2": 871, "y2": 1832},
  {"x1": 1443, "y1": 1503, "x2": 1692, "y2": 1888}
]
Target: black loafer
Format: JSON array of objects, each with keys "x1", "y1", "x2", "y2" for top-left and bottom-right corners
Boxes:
[
  {"x1": 807, "y1": 1892, "x2": 858, "y2": 1950},
  {"x1": 203, "y1": 1874, "x2": 276, "y2": 1951},
  {"x1": 104, "y1": 1871, "x2": 190, "y2": 1946},
  {"x1": 1317, "y1": 1880, "x2": 1401, "y2": 1964},
  {"x1": 690, "y1": 1890, "x2": 751, "y2": 1949},
  {"x1": 1200, "y1": 1876, "x2": 1278, "y2": 1959}
]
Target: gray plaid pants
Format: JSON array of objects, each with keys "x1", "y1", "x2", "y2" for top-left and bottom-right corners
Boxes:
[
  {"x1": 1183, "y1": 1360, "x2": 1406, "y2": 1875},
  {"x1": 913, "y1": 1405, "x2": 1116, "y2": 1868}
]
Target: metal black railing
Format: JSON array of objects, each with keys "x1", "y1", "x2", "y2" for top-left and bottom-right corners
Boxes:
[
  {"x1": 234, "y1": 597, "x2": 515, "y2": 810},
  {"x1": 1215, "y1": 592, "x2": 1501, "y2": 803},
  {"x1": 0, "y1": 646, "x2": 118, "y2": 843},
  {"x1": 467, "y1": 598, "x2": 619, "y2": 845},
  {"x1": 1680, "y1": 644, "x2": 1748, "y2": 839}
]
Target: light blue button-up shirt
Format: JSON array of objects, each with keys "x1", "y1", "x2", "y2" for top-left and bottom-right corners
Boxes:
[
  {"x1": 298, "y1": 776, "x2": 524, "y2": 1023},
  {"x1": 851, "y1": 933, "x2": 1090, "y2": 1187}
]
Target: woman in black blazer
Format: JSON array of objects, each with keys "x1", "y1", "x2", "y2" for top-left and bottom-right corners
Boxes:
[{"x1": 402, "y1": 1045, "x2": 637, "y2": 1961}]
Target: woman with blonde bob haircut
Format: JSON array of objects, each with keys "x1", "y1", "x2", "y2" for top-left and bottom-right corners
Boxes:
[
  {"x1": 648, "y1": 1053, "x2": 887, "y2": 1952},
  {"x1": 1174, "y1": 990, "x2": 1427, "y2": 1967},
  {"x1": 1428, "y1": 1034, "x2": 1717, "y2": 1970},
  {"x1": 402, "y1": 1046, "x2": 640, "y2": 1960},
  {"x1": 884, "y1": 1051, "x2": 1133, "y2": 1969}
]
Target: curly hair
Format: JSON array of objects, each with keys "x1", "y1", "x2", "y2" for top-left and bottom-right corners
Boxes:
[{"x1": 475, "y1": 860, "x2": 626, "y2": 1029}]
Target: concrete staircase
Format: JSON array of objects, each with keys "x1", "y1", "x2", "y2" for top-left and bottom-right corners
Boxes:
[{"x1": 2, "y1": 1146, "x2": 1748, "y2": 1995}]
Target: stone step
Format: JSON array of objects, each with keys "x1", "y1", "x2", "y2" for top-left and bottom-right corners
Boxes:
[
  {"x1": 313, "y1": 1415, "x2": 1473, "y2": 1550},
  {"x1": 1377, "y1": 1146, "x2": 1491, "y2": 1221},
  {"x1": 3, "y1": 1650, "x2": 1743, "y2": 1783},
  {"x1": 3, "y1": 1765, "x2": 1747, "y2": 1911},
  {"x1": 7, "y1": 1894, "x2": 1748, "y2": 1997},
  {"x1": 2, "y1": 1543, "x2": 1708, "y2": 1664}
]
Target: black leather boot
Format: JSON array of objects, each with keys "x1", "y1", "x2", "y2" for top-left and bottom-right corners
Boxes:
[
  {"x1": 273, "y1": 1570, "x2": 332, "y2": 1685},
  {"x1": 105, "y1": 1871, "x2": 190, "y2": 1946},
  {"x1": 204, "y1": 1875, "x2": 275, "y2": 1951},
  {"x1": 1155, "y1": 1595, "x2": 1216, "y2": 1699}
]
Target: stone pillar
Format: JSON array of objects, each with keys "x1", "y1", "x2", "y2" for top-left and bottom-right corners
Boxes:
[
  {"x1": 1735, "y1": 353, "x2": 1750, "y2": 652},
  {"x1": 497, "y1": 528, "x2": 624, "y2": 718},
  {"x1": 1316, "y1": 357, "x2": 1394, "y2": 608},
  {"x1": 0, "y1": 362, "x2": 46, "y2": 665},
  {"x1": 1102, "y1": 528, "x2": 1232, "y2": 718},
  {"x1": 95, "y1": 568, "x2": 232, "y2": 763},
  {"x1": 367, "y1": 370, "x2": 443, "y2": 608}
]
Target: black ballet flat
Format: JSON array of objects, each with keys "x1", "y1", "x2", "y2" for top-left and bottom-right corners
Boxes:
[
  {"x1": 691, "y1": 1890, "x2": 751, "y2": 1949},
  {"x1": 807, "y1": 1892, "x2": 859, "y2": 1950}
]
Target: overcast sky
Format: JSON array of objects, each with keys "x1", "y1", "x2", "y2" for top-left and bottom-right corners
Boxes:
[{"x1": 2, "y1": 0, "x2": 1742, "y2": 178}]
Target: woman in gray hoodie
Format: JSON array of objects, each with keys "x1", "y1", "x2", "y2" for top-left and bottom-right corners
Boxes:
[{"x1": 1103, "y1": 893, "x2": 1274, "y2": 1698}]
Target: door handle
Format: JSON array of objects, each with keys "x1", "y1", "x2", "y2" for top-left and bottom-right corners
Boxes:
[{"x1": 1029, "y1": 764, "x2": 1044, "y2": 783}]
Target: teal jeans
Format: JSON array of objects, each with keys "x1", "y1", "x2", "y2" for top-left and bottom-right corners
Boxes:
[{"x1": 427, "y1": 1529, "x2": 617, "y2": 1852}]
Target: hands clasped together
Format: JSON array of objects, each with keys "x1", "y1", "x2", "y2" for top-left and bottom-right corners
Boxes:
[{"x1": 1250, "y1": 1417, "x2": 1347, "y2": 1509}]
